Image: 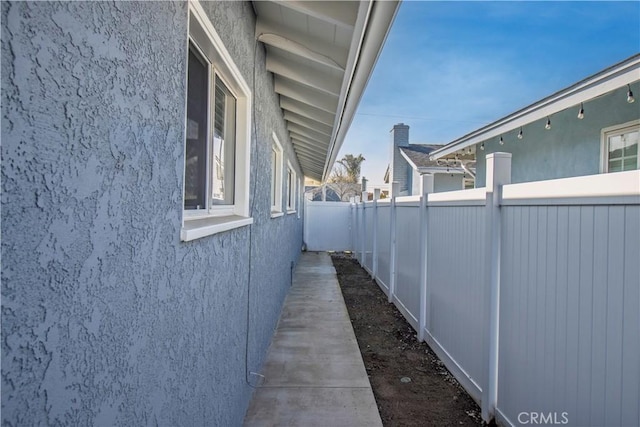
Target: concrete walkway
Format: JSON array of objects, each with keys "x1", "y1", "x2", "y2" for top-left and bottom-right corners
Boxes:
[{"x1": 243, "y1": 252, "x2": 382, "y2": 427}]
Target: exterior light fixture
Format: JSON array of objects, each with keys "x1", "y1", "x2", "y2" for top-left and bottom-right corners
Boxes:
[
  {"x1": 499, "y1": 136, "x2": 504, "y2": 145},
  {"x1": 480, "y1": 142, "x2": 485, "y2": 151},
  {"x1": 628, "y1": 85, "x2": 635, "y2": 103},
  {"x1": 545, "y1": 117, "x2": 551, "y2": 130},
  {"x1": 517, "y1": 127, "x2": 523, "y2": 139},
  {"x1": 577, "y1": 103, "x2": 584, "y2": 119}
]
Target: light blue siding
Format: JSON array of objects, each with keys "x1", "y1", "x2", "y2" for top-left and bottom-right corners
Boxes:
[
  {"x1": 434, "y1": 173, "x2": 464, "y2": 192},
  {"x1": 475, "y1": 83, "x2": 640, "y2": 186}
]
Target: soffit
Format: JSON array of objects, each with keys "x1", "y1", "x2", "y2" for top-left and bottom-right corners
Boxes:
[{"x1": 253, "y1": 0, "x2": 400, "y2": 181}]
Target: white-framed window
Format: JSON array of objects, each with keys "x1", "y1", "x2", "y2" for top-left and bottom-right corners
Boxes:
[
  {"x1": 181, "y1": 1, "x2": 253, "y2": 242},
  {"x1": 271, "y1": 133, "x2": 284, "y2": 218},
  {"x1": 601, "y1": 120, "x2": 639, "y2": 173},
  {"x1": 297, "y1": 176, "x2": 303, "y2": 219},
  {"x1": 463, "y1": 176, "x2": 475, "y2": 189},
  {"x1": 286, "y1": 162, "x2": 296, "y2": 213}
]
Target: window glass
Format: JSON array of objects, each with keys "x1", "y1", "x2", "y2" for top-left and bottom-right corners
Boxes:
[
  {"x1": 211, "y1": 78, "x2": 236, "y2": 205},
  {"x1": 608, "y1": 129, "x2": 639, "y2": 172},
  {"x1": 271, "y1": 148, "x2": 277, "y2": 207},
  {"x1": 184, "y1": 41, "x2": 237, "y2": 210},
  {"x1": 181, "y1": 4, "x2": 252, "y2": 240},
  {"x1": 185, "y1": 48, "x2": 208, "y2": 210},
  {"x1": 287, "y1": 167, "x2": 296, "y2": 211}
]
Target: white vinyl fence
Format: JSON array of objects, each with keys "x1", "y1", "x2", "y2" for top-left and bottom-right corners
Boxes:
[
  {"x1": 303, "y1": 200, "x2": 352, "y2": 251},
  {"x1": 346, "y1": 153, "x2": 640, "y2": 427}
]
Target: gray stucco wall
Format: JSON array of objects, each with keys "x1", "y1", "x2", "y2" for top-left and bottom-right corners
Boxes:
[
  {"x1": 475, "y1": 82, "x2": 640, "y2": 187},
  {"x1": 2, "y1": 1, "x2": 302, "y2": 425}
]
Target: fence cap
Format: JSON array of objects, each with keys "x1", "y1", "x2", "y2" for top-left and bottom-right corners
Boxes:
[{"x1": 486, "y1": 152, "x2": 512, "y2": 160}]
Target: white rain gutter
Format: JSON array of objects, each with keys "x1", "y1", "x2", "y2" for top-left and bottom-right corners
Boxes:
[
  {"x1": 429, "y1": 54, "x2": 640, "y2": 160},
  {"x1": 322, "y1": 0, "x2": 401, "y2": 182}
]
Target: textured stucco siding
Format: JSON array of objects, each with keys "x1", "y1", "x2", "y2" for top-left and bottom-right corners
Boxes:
[
  {"x1": 475, "y1": 82, "x2": 640, "y2": 187},
  {"x1": 2, "y1": 1, "x2": 302, "y2": 426}
]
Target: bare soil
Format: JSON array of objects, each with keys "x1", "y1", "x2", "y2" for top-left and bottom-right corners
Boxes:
[{"x1": 331, "y1": 253, "x2": 487, "y2": 427}]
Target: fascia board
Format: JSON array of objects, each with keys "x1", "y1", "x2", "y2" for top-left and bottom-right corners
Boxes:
[{"x1": 430, "y1": 56, "x2": 640, "y2": 160}]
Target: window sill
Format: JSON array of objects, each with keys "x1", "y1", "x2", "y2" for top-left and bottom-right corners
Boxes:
[
  {"x1": 181, "y1": 215, "x2": 253, "y2": 242},
  {"x1": 271, "y1": 211, "x2": 284, "y2": 218},
  {"x1": 287, "y1": 209, "x2": 296, "y2": 215}
]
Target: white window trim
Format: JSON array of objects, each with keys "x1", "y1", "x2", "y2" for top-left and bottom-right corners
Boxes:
[
  {"x1": 286, "y1": 161, "x2": 297, "y2": 214},
  {"x1": 600, "y1": 119, "x2": 640, "y2": 173},
  {"x1": 271, "y1": 132, "x2": 284, "y2": 218},
  {"x1": 181, "y1": 0, "x2": 253, "y2": 241},
  {"x1": 297, "y1": 176, "x2": 303, "y2": 219}
]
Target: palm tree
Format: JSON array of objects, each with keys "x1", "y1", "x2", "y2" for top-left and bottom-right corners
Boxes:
[{"x1": 337, "y1": 154, "x2": 365, "y2": 183}]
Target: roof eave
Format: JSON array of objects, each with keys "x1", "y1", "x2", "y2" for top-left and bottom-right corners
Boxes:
[
  {"x1": 321, "y1": 0, "x2": 401, "y2": 182},
  {"x1": 429, "y1": 54, "x2": 640, "y2": 160}
]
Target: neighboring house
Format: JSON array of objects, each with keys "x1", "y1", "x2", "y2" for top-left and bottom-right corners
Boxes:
[
  {"x1": 1, "y1": 1, "x2": 399, "y2": 425},
  {"x1": 385, "y1": 123, "x2": 475, "y2": 196},
  {"x1": 429, "y1": 54, "x2": 640, "y2": 186}
]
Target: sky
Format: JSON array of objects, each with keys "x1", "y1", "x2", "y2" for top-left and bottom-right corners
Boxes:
[{"x1": 337, "y1": 1, "x2": 640, "y2": 188}]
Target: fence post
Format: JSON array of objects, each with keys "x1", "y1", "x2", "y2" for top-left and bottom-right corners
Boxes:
[
  {"x1": 303, "y1": 197, "x2": 309, "y2": 248},
  {"x1": 356, "y1": 196, "x2": 362, "y2": 265},
  {"x1": 481, "y1": 152, "x2": 511, "y2": 423},
  {"x1": 349, "y1": 197, "x2": 355, "y2": 253},
  {"x1": 360, "y1": 192, "x2": 368, "y2": 267},
  {"x1": 418, "y1": 174, "x2": 434, "y2": 342},
  {"x1": 372, "y1": 189, "x2": 381, "y2": 279},
  {"x1": 354, "y1": 196, "x2": 361, "y2": 263},
  {"x1": 388, "y1": 182, "x2": 399, "y2": 303}
]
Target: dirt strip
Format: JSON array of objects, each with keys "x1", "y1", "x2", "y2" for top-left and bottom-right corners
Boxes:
[{"x1": 331, "y1": 253, "x2": 489, "y2": 427}]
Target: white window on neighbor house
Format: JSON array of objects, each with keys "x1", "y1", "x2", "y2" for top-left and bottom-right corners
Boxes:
[
  {"x1": 601, "y1": 120, "x2": 639, "y2": 173},
  {"x1": 181, "y1": 2, "x2": 252, "y2": 241},
  {"x1": 286, "y1": 163, "x2": 296, "y2": 213},
  {"x1": 463, "y1": 176, "x2": 475, "y2": 189},
  {"x1": 271, "y1": 133, "x2": 284, "y2": 217}
]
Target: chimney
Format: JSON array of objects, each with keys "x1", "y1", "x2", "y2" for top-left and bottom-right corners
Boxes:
[
  {"x1": 389, "y1": 123, "x2": 410, "y2": 196},
  {"x1": 391, "y1": 123, "x2": 409, "y2": 147}
]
